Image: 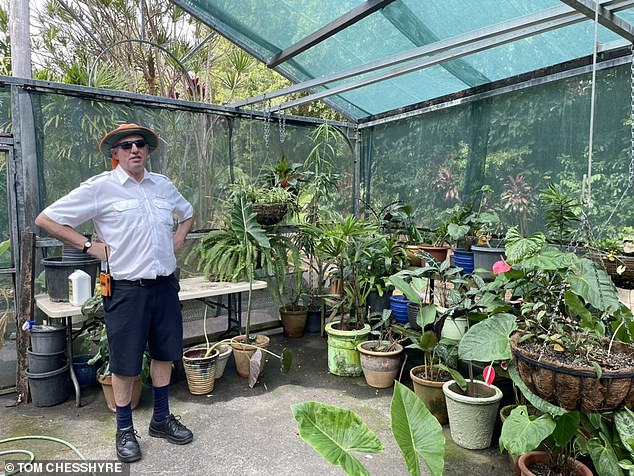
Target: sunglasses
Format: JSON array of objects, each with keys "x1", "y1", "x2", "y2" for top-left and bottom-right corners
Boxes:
[{"x1": 112, "y1": 139, "x2": 148, "y2": 151}]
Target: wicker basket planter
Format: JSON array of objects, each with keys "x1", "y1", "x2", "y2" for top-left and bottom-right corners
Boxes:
[
  {"x1": 182, "y1": 346, "x2": 219, "y2": 395},
  {"x1": 592, "y1": 253, "x2": 634, "y2": 289},
  {"x1": 510, "y1": 333, "x2": 634, "y2": 412},
  {"x1": 251, "y1": 202, "x2": 288, "y2": 226}
]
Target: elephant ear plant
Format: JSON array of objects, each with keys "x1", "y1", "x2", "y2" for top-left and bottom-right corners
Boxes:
[
  {"x1": 291, "y1": 382, "x2": 445, "y2": 476},
  {"x1": 458, "y1": 227, "x2": 634, "y2": 475},
  {"x1": 186, "y1": 191, "x2": 294, "y2": 384}
]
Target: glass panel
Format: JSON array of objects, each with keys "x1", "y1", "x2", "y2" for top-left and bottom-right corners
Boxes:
[{"x1": 0, "y1": 148, "x2": 15, "y2": 390}]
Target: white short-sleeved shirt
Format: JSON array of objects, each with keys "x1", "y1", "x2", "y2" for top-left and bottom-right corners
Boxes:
[{"x1": 43, "y1": 166, "x2": 194, "y2": 280}]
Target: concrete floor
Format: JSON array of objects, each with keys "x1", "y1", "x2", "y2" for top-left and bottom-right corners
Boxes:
[{"x1": 1, "y1": 331, "x2": 514, "y2": 476}]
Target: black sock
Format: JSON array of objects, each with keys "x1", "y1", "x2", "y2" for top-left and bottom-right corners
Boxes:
[
  {"x1": 116, "y1": 403, "x2": 133, "y2": 431},
  {"x1": 152, "y1": 384, "x2": 169, "y2": 422}
]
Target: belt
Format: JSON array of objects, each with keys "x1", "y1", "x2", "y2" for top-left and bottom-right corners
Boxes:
[{"x1": 113, "y1": 273, "x2": 174, "y2": 287}]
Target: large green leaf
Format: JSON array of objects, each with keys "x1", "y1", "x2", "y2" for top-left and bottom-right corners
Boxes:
[
  {"x1": 568, "y1": 258, "x2": 620, "y2": 312},
  {"x1": 458, "y1": 313, "x2": 517, "y2": 362},
  {"x1": 587, "y1": 435, "x2": 625, "y2": 476},
  {"x1": 508, "y1": 366, "x2": 567, "y2": 416},
  {"x1": 291, "y1": 401, "x2": 384, "y2": 476},
  {"x1": 391, "y1": 381, "x2": 445, "y2": 476},
  {"x1": 499, "y1": 405, "x2": 556, "y2": 455},
  {"x1": 505, "y1": 228, "x2": 546, "y2": 264},
  {"x1": 388, "y1": 275, "x2": 422, "y2": 303},
  {"x1": 615, "y1": 408, "x2": 634, "y2": 453},
  {"x1": 231, "y1": 194, "x2": 270, "y2": 249},
  {"x1": 551, "y1": 411, "x2": 580, "y2": 447}
]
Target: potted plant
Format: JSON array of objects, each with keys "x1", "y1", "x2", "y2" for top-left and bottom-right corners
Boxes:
[
  {"x1": 458, "y1": 227, "x2": 634, "y2": 467},
  {"x1": 388, "y1": 266, "x2": 468, "y2": 424},
  {"x1": 459, "y1": 226, "x2": 634, "y2": 413},
  {"x1": 82, "y1": 294, "x2": 149, "y2": 411},
  {"x1": 357, "y1": 309, "x2": 406, "y2": 388},
  {"x1": 278, "y1": 264, "x2": 308, "y2": 338},
  {"x1": 592, "y1": 226, "x2": 634, "y2": 290},
  {"x1": 186, "y1": 191, "x2": 294, "y2": 384},
  {"x1": 303, "y1": 214, "x2": 381, "y2": 376}
]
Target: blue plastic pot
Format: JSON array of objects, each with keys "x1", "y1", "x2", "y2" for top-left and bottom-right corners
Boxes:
[
  {"x1": 72, "y1": 354, "x2": 99, "y2": 388},
  {"x1": 389, "y1": 295, "x2": 409, "y2": 324},
  {"x1": 453, "y1": 249, "x2": 474, "y2": 275}
]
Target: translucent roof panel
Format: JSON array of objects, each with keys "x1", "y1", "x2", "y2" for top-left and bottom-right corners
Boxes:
[{"x1": 173, "y1": 0, "x2": 634, "y2": 120}]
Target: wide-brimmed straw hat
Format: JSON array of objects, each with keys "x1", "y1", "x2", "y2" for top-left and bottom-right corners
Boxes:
[{"x1": 99, "y1": 123, "x2": 159, "y2": 157}]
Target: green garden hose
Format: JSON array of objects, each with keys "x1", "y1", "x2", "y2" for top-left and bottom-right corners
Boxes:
[{"x1": 0, "y1": 435, "x2": 95, "y2": 476}]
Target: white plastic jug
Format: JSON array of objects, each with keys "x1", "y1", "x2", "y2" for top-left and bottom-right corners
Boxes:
[{"x1": 68, "y1": 269, "x2": 92, "y2": 306}]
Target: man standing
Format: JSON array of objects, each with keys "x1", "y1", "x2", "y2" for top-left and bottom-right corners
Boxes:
[{"x1": 35, "y1": 123, "x2": 194, "y2": 463}]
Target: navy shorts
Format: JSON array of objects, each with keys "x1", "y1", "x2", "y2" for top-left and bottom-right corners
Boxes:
[{"x1": 103, "y1": 275, "x2": 183, "y2": 377}]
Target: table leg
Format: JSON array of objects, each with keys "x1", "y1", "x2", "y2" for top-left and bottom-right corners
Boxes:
[{"x1": 66, "y1": 316, "x2": 81, "y2": 407}]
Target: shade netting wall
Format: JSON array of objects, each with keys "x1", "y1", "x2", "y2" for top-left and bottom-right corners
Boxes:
[
  {"x1": 28, "y1": 91, "x2": 354, "y2": 234},
  {"x1": 363, "y1": 62, "x2": 634, "y2": 237}
]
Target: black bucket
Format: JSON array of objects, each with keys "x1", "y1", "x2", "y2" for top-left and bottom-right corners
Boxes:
[
  {"x1": 27, "y1": 347, "x2": 66, "y2": 373},
  {"x1": 26, "y1": 364, "x2": 70, "y2": 407},
  {"x1": 41, "y1": 256, "x2": 100, "y2": 302},
  {"x1": 72, "y1": 354, "x2": 99, "y2": 388},
  {"x1": 30, "y1": 325, "x2": 66, "y2": 353}
]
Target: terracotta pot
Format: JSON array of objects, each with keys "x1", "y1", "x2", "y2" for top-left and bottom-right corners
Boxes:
[
  {"x1": 231, "y1": 335, "x2": 270, "y2": 379},
  {"x1": 357, "y1": 341, "x2": 403, "y2": 388},
  {"x1": 410, "y1": 365, "x2": 449, "y2": 424},
  {"x1": 98, "y1": 374, "x2": 143, "y2": 412},
  {"x1": 517, "y1": 451, "x2": 593, "y2": 476},
  {"x1": 418, "y1": 245, "x2": 450, "y2": 266},
  {"x1": 406, "y1": 245, "x2": 422, "y2": 266},
  {"x1": 279, "y1": 304, "x2": 308, "y2": 338}
]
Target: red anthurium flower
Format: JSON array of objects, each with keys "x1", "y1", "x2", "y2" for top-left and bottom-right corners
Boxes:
[
  {"x1": 492, "y1": 259, "x2": 512, "y2": 275},
  {"x1": 483, "y1": 365, "x2": 496, "y2": 386}
]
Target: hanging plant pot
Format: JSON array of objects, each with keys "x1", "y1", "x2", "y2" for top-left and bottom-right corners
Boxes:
[
  {"x1": 592, "y1": 252, "x2": 634, "y2": 289},
  {"x1": 510, "y1": 333, "x2": 634, "y2": 412},
  {"x1": 251, "y1": 202, "x2": 288, "y2": 226}
]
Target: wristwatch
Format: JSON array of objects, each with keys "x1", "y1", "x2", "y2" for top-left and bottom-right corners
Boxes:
[{"x1": 82, "y1": 240, "x2": 93, "y2": 253}]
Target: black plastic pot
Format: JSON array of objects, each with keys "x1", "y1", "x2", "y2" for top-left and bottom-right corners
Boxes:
[{"x1": 42, "y1": 256, "x2": 100, "y2": 302}]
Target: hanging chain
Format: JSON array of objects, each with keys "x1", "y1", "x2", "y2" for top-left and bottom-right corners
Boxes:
[
  {"x1": 278, "y1": 115, "x2": 287, "y2": 144},
  {"x1": 263, "y1": 99, "x2": 271, "y2": 150}
]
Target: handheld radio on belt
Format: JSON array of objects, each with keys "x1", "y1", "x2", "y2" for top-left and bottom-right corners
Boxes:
[{"x1": 100, "y1": 247, "x2": 112, "y2": 297}]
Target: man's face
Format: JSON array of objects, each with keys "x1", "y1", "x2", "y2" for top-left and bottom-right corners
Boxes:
[{"x1": 111, "y1": 134, "x2": 149, "y2": 179}]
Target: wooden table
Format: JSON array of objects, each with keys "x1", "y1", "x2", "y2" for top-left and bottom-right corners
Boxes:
[{"x1": 35, "y1": 276, "x2": 268, "y2": 407}]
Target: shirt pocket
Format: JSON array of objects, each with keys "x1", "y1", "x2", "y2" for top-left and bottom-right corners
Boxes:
[
  {"x1": 112, "y1": 199, "x2": 142, "y2": 227},
  {"x1": 152, "y1": 198, "x2": 174, "y2": 227}
]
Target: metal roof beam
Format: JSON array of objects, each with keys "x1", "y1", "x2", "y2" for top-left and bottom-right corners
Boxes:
[
  {"x1": 231, "y1": 0, "x2": 630, "y2": 110},
  {"x1": 560, "y1": 0, "x2": 634, "y2": 42},
  {"x1": 266, "y1": 0, "x2": 397, "y2": 68},
  {"x1": 274, "y1": 2, "x2": 634, "y2": 112}
]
